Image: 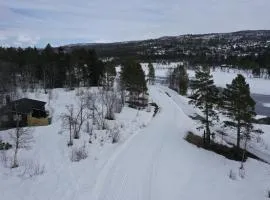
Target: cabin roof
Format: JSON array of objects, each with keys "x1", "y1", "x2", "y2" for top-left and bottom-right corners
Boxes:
[{"x1": 0, "y1": 98, "x2": 46, "y2": 114}]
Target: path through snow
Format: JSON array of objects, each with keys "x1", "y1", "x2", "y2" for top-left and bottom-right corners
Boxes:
[
  {"x1": 90, "y1": 86, "x2": 193, "y2": 200},
  {"x1": 88, "y1": 85, "x2": 269, "y2": 200}
]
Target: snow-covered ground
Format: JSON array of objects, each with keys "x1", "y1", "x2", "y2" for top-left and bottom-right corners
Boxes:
[
  {"x1": 263, "y1": 103, "x2": 270, "y2": 108},
  {"x1": 1, "y1": 85, "x2": 270, "y2": 200},
  {"x1": 0, "y1": 88, "x2": 153, "y2": 200},
  {"x1": 160, "y1": 85, "x2": 270, "y2": 163},
  {"x1": 141, "y1": 62, "x2": 270, "y2": 95},
  {"x1": 188, "y1": 68, "x2": 270, "y2": 95},
  {"x1": 141, "y1": 62, "x2": 182, "y2": 77},
  {"x1": 142, "y1": 62, "x2": 270, "y2": 117}
]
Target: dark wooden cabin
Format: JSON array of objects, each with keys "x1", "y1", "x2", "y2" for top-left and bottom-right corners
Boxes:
[{"x1": 0, "y1": 98, "x2": 49, "y2": 128}]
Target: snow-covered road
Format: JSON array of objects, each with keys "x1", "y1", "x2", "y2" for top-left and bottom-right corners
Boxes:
[
  {"x1": 89, "y1": 85, "x2": 270, "y2": 200},
  {"x1": 91, "y1": 86, "x2": 194, "y2": 200}
]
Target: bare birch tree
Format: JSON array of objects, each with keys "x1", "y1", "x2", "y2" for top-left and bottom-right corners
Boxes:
[
  {"x1": 73, "y1": 96, "x2": 87, "y2": 139},
  {"x1": 9, "y1": 110, "x2": 33, "y2": 168},
  {"x1": 61, "y1": 105, "x2": 75, "y2": 146}
]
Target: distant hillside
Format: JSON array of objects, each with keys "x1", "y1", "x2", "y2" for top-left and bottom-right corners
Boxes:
[{"x1": 61, "y1": 30, "x2": 270, "y2": 61}]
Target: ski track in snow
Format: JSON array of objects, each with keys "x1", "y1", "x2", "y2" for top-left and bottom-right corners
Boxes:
[
  {"x1": 90, "y1": 86, "x2": 192, "y2": 200},
  {"x1": 89, "y1": 85, "x2": 270, "y2": 200}
]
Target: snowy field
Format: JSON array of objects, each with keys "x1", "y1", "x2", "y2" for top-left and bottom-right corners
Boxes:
[
  {"x1": 141, "y1": 62, "x2": 183, "y2": 77},
  {"x1": 264, "y1": 103, "x2": 270, "y2": 108},
  {"x1": 187, "y1": 69, "x2": 270, "y2": 95},
  {"x1": 141, "y1": 62, "x2": 270, "y2": 95},
  {"x1": 142, "y1": 62, "x2": 270, "y2": 116}
]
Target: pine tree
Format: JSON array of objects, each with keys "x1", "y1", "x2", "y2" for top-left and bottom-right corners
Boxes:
[
  {"x1": 167, "y1": 64, "x2": 188, "y2": 95},
  {"x1": 222, "y1": 74, "x2": 256, "y2": 152},
  {"x1": 41, "y1": 43, "x2": 56, "y2": 91},
  {"x1": 189, "y1": 67, "x2": 219, "y2": 145},
  {"x1": 101, "y1": 62, "x2": 116, "y2": 90},
  {"x1": 178, "y1": 65, "x2": 189, "y2": 96},
  {"x1": 121, "y1": 60, "x2": 147, "y2": 108},
  {"x1": 148, "y1": 63, "x2": 155, "y2": 85}
]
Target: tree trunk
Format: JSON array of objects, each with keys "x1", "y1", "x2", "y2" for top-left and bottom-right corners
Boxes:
[
  {"x1": 203, "y1": 130, "x2": 206, "y2": 144},
  {"x1": 43, "y1": 69, "x2": 47, "y2": 94},
  {"x1": 12, "y1": 142, "x2": 18, "y2": 168},
  {"x1": 68, "y1": 118, "x2": 73, "y2": 146},
  {"x1": 237, "y1": 119, "x2": 241, "y2": 152},
  {"x1": 240, "y1": 137, "x2": 248, "y2": 169},
  {"x1": 205, "y1": 106, "x2": 211, "y2": 145}
]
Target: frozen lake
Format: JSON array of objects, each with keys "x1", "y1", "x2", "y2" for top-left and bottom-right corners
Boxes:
[
  {"x1": 252, "y1": 93, "x2": 270, "y2": 117},
  {"x1": 144, "y1": 64, "x2": 270, "y2": 117}
]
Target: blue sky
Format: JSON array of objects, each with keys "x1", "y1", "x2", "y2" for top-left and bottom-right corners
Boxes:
[{"x1": 1, "y1": 0, "x2": 270, "y2": 47}]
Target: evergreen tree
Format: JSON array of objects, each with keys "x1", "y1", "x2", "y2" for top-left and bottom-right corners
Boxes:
[
  {"x1": 148, "y1": 63, "x2": 155, "y2": 85},
  {"x1": 178, "y1": 65, "x2": 189, "y2": 96},
  {"x1": 86, "y1": 50, "x2": 104, "y2": 86},
  {"x1": 189, "y1": 67, "x2": 219, "y2": 145},
  {"x1": 55, "y1": 47, "x2": 67, "y2": 88},
  {"x1": 102, "y1": 62, "x2": 116, "y2": 90},
  {"x1": 121, "y1": 60, "x2": 147, "y2": 108},
  {"x1": 167, "y1": 68, "x2": 176, "y2": 91},
  {"x1": 168, "y1": 65, "x2": 189, "y2": 95},
  {"x1": 222, "y1": 74, "x2": 256, "y2": 152},
  {"x1": 0, "y1": 45, "x2": 105, "y2": 91},
  {"x1": 41, "y1": 43, "x2": 56, "y2": 91}
]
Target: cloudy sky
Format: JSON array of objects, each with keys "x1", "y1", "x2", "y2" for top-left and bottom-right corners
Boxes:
[{"x1": 1, "y1": 0, "x2": 270, "y2": 47}]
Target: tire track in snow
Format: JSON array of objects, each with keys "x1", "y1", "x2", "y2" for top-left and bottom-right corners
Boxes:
[
  {"x1": 91, "y1": 87, "x2": 166, "y2": 200},
  {"x1": 91, "y1": 86, "x2": 185, "y2": 200},
  {"x1": 148, "y1": 139, "x2": 165, "y2": 200},
  {"x1": 90, "y1": 119, "x2": 155, "y2": 200}
]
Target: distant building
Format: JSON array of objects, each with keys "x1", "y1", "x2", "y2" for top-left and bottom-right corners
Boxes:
[{"x1": 0, "y1": 98, "x2": 50, "y2": 129}]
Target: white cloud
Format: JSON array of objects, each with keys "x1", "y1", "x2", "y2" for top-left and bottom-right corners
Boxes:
[
  {"x1": 1, "y1": 0, "x2": 270, "y2": 47},
  {"x1": 13, "y1": 35, "x2": 40, "y2": 47}
]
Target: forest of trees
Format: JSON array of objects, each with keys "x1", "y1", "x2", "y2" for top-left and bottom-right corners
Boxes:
[
  {"x1": 0, "y1": 41, "x2": 151, "y2": 115},
  {"x1": 81, "y1": 32, "x2": 270, "y2": 77},
  {"x1": 0, "y1": 44, "x2": 105, "y2": 104}
]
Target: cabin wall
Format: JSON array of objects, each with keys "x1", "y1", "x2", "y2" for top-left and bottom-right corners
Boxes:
[
  {"x1": 27, "y1": 114, "x2": 49, "y2": 126},
  {"x1": 0, "y1": 113, "x2": 27, "y2": 129}
]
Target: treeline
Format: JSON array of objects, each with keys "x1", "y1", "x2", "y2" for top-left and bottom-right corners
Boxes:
[
  {"x1": 0, "y1": 44, "x2": 105, "y2": 101},
  {"x1": 144, "y1": 51, "x2": 270, "y2": 75},
  {"x1": 0, "y1": 43, "x2": 150, "y2": 110},
  {"x1": 188, "y1": 51, "x2": 270, "y2": 72}
]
